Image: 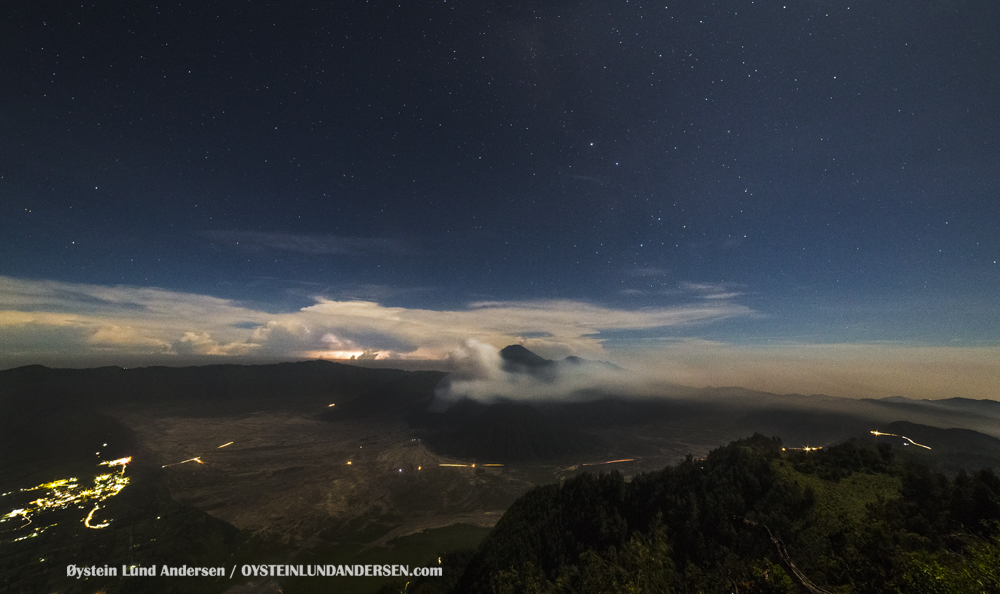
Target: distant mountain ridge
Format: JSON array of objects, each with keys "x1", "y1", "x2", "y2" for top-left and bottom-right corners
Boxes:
[
  {"x1": 6, "y1": 349, "x2": 1000, "y2": 468},
  {"x1": 0, "y1": 360, "x2": 412, "y2": 407},
  {"x1": 867, "y1": 395, "x2": 1000, "y2": 421}
]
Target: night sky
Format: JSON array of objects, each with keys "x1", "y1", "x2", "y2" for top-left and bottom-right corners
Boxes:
[{"x1": 2, "y1": 1, "x2": 998, "y2": 398}]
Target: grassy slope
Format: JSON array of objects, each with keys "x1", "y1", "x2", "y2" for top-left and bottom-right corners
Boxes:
[{"x1": 774, "y1": 459, "x2": 901, "y2": 530}]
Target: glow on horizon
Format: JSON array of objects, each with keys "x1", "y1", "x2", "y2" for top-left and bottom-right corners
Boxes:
[
  {"x1": 0, "y1": 276, "x2": 998, "y2": 401},
  {"x1": 309, "y1": 350, "x2": 380, "y2": 361}
]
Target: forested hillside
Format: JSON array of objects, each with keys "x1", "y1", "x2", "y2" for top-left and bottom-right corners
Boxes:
[{"x1": 385, "y1": 435, "x2": 1000, "y2": 594}]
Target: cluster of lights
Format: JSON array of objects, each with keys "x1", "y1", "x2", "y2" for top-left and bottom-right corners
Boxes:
[{"x1": 1, "y1": 456, "x2": 131, "y2": 539}]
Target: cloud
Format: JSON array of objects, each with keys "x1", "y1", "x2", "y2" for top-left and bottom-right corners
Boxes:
[
  {"x1": 0, "y1": 275, "x2": 751, "y2": 368},
  {"x1": 434, "y1": 340, "x2": 653, "y2": 406},
  {"x1": 0, "y1": 276, "x2": 274, "y2": 364},
  {"x1": 173, "y1": 331, "x2": 260, "y2": 356},
  {"x1": 679, "y1": 281, "x2": 744, "y2": 300},
  {"x1": 201, "y1": 231, "x2": 410, "y2": 256},
  {"x1": 619, "y1": 279, "x2": 744, "y2": 301},
  {"x1": 1, "y1": 275, "x2": 997, "y2": 402},
  {"x1": 90, "y1": 325, "x2": 173, "y2": 352},
  {"x1": 444, "y1": 339, "x2": 505, "y2": 381}
]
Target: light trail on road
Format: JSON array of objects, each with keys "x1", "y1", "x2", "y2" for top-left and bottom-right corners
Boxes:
[
  {"x1": 871, "y1": 431, "x2": 931, "y2": 449},
  {"x1": 162, "y1": 456, "x2": 204, "y2": 468},
  {"x1": 163, "y1": 441, "x2": 235, "y2": 467},
  {"x1": 582, "y1": 459, "x2": 635, "y2": 466},
  {"x1": 102, "y1": 457, "x2": 131, "y2": 473},
  {"x1": 83, "y1": 504, "x2": 109, "y2": 529}
]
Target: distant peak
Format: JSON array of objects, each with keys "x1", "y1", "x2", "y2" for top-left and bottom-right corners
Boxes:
[
  {"x1": 499, "y1": 345, "x2": 553, "y2": 368},
  {"x1": 497, "y1": 346, "x2": 625, "y2": 374}
]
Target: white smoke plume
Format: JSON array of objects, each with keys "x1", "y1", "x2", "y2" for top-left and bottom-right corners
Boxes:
[{"x1": 434, "y1": 339, "x2": 666, "y2": 406}]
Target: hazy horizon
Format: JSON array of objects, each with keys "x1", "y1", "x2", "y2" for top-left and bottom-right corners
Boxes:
[{"x1": 2, "y1": 286, "x2": 997, "y2": 402}]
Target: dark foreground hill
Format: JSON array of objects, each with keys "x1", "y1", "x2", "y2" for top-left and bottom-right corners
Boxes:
[{"x1": 384, "y1": 435, "x2": 1000, "y2": 594}]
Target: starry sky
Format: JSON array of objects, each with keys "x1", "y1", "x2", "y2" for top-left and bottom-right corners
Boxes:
[{"x1": 2, "y1": 0, "x2": 998, "y2": 399}]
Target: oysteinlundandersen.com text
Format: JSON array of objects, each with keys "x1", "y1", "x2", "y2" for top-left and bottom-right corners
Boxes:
[{"x1": 66, "y1": 563, "x2": 443, "y2": 579}]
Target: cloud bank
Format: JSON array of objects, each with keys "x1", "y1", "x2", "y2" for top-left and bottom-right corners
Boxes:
[
  {"x1": 1, "y1": 275, "x2": 997, "y2": 401},
  {"x1": 435, "y1": 339, "x2": 654, "y2": 406},
  {"x1": 0, "y1": 275, "x2": 748, "y2": 366}
]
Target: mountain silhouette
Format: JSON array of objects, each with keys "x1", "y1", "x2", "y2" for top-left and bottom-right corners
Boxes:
[
  {"x1": 498, "y1": 345, "x2": 623, "y2": 378},
  {"x1": 498, "y1": 345, "x2": 555, "y2": 376}
]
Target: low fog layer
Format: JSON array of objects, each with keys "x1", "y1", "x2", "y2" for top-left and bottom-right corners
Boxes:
[
  {"x1": 436, "y1": 340, "x2": 702, "y2": 405},
  {"x1": 431, "y1": 341, "x2": 1000, "y2": 441}
]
